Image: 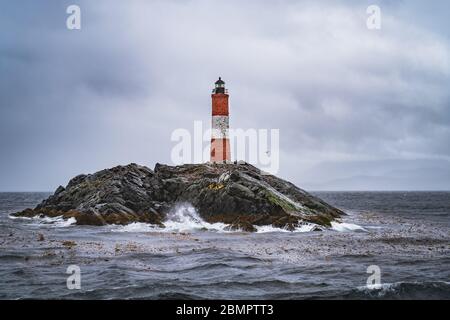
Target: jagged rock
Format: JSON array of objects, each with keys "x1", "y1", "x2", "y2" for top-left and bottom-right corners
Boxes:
[
  {"x1": 54, "y1": 185, "x2": 65, "y2": 195},
  {"x1": 12, "y1": 162, "x2": 345, "y2": 231}
]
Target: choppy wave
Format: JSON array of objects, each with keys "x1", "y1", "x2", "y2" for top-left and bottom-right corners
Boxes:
[
  {"x1": 9, "y1": 214, "x2": 76, "y2": 228},
  {"x1": 113, "y1": 204, "x2": 323, "y2": 234},
  {"x1": 255, "y1": 223, "x2": 317, "y2": 233},
  {"x1": 113, "y1": 204, "x2": 231, "y2": 233},
  {"x1": 163, "y1": 204, "x2": 230, "y2": 232},
  {"x1": 9, "y1": 204, "x2": 366, "y2": 234},
  {"x1": 347, "y1": 281, "x2": 450, "y2": 299},
  {"x1": 2, "y1": 192, "x2": 450, "y2": 300},
  {"x1": 331, "y1": 221, "x2": 366, "y2": 232}
]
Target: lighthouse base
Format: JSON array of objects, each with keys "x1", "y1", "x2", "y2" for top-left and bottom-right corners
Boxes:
[{"x1": 210, "y1": 138, "x2": 231, "y2": 163}]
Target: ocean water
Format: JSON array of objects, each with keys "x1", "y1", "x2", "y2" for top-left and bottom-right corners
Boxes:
[{"x1": 0, "y1": 191, "x2": 449, "y2": 300}]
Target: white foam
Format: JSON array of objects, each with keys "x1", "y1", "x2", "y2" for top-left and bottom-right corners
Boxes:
[
  {"x1": 57, "y1": 217, "x2": 77, "y2": 227},
  {"x1": 20, "y1": 215, "x2": 77, "y2": 228},
  {"x1": 112, "y1": 202, "x2": 349, "y2": 234},
  {"x1": 331, "y1": 222, "x2": 366, "y2": 232},
  {"x1": 113, "y1": 204, "x2": 231, "y2": 233},
  {"x1": 115, "y1": 222, "x2": 159, "y2": 233},
  {"x1": 163, "y1": 204, "x2": 230, "y2": 232},
  {"x1": 8, "y1": 215, "x2": 33, "y2": 220},
  {"x1": 255, "y1": 225, "x2": 291, "y2": 233},
  {"x1": 354, "y1": 282, "x2": 420, "y2": 298},
  {"x1": 11, "y1": 208, "x2": 366, "y2": 234},
  {"x1": 296, "y1": 223, "x2": 318, "y2": 232},
  {"x1": 110, "y1": 203, "x2": 367, "y2": 234},
  {"x1": 356, "y1": 282, "x2": 395, "y2": 293},
  {"x1": 365, "y1": 225, "x2": 384, "y2": 230},
  {"x1": 256, "y1": 223, "x2": 317, "y2": 233},
  {"x1": 114, "y1": 204, "x2": 324, "y2": 234}
]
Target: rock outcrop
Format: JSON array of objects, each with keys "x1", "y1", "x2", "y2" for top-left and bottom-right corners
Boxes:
[{"x1": 13, "y1": 163, "x2": 344, "y2": 231}]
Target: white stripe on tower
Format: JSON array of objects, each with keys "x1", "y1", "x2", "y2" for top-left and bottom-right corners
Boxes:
[{"x1": 211, "y1": 116, "x2": 229, "y2": 139}]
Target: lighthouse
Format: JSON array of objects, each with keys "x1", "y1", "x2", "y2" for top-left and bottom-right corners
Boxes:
[{"x1": 210, "y1": 77, "x2": 231, "y2": 163}]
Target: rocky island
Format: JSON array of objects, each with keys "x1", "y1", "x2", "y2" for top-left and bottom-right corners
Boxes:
[{"x1": 13, "y1": 163, "x2": 344, "y2": 232}]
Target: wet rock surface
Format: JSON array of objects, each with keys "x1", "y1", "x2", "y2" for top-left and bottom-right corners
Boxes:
[{"x1": 13, "y1": 163, "x2": 344, "y2": 231}]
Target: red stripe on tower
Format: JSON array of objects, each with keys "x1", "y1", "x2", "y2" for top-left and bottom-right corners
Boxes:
[{"x1": 210, "y1": 77, "x2": 231, "y2": 163}]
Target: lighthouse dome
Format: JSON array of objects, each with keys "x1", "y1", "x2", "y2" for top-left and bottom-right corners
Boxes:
[
  {"x1": 213, "y1": 77, "x2": 226, "y2": 94},
  {"x1": 215, "y1": 77, "x2": 225, "y2": 86}
]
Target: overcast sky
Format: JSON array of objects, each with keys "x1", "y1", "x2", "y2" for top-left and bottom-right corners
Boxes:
[{"x1": 1, "y1": 0, "x2": 449, "y2": 191}]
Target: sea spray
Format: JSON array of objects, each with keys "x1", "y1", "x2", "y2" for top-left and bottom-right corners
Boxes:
[
  {"x1": 163, "y1": 203, "x2": 229, "y2": 232},
  {"x1": 114, "y1": 203, "x2": 328, "y2": 233},
  {"x1": 10, "y1": 206, "x2": 366, "y2": 233},
  {"x1": 113, "y1": 204, "x2": 230, "y2": 233}
]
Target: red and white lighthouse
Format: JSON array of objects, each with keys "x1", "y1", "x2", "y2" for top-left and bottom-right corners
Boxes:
[{"x1": 210, "y1": 77, "x2": 231, "y2": 163}]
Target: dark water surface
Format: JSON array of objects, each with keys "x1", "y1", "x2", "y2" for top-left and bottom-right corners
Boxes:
[{"x1": 0, "y1": 192, "x2": 449, "y2": 299}]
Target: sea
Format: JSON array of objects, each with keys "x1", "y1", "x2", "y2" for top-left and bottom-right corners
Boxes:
[{"x1": 0, "y1": 191, "x2": 449, "y2": 299}]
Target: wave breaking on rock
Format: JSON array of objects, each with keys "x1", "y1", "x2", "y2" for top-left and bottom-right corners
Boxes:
[{"x1": 12, "y1": 162, "x2": 345, "y2": 232}]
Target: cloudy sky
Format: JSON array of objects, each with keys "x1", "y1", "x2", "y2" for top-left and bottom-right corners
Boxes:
[{"x1": 1, "y1": 0, "x2": 449, "y2": 191}]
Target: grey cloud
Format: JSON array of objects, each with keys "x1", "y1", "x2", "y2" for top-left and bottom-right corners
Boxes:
[{"x1": 0, "y1": 0, "x2": 449, "y2": 191}]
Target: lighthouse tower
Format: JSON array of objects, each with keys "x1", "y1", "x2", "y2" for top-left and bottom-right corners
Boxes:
[{"x1": 210, "y1": 77, "x2": 231, "y2": 163}]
